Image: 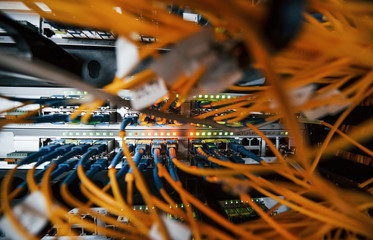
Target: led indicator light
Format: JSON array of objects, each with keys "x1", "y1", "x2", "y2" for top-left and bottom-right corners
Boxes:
[
  {"x1": 285, "y1": 132, "x2": 288, "y2": 135},
  {"x1": 222, "y1": 95, "x2": 226, "y2": 99},
  {"x1": 109, "y1": 132, "x2": 114, "y2": 136},
  {"x1": 141, "y1": 132, "x2": 145, "y2": 136},
  {"x1": 148, "y1": 132, "x2": 152, "y2": 136},
  {"x1": 89, "y1": 132, "x2": 94, "y2": 136},
  {"x1": 76, "y1": 132, "x2": 80, "y2": 136},
  {"x1": 219, "y1": 132, "x2": 223, "y2": 135},
  {"x1": 224, "y1": 132, "x2": 228, "y2": 136},
  {"x1": 166, "y1": 132, "x2": 170, "y2": 136},
  {"x1": 160, "y1": 132, "x2": 164, "y2": 136},
  {"x1": 230, "y1": 132, "x2": 234, "y2": 135},
  {"x1": 172, "y1": 132, "x2": 176, "y2": 136},
  {"x1": 207, "y1": 132, "x2": 211, "y2": 136},
  {"x1": 154, "y1": 132, "x2": 158, "y2": 136},
  {"x1": 62, "y1": 132, "x2": 66, "y2": 136},
  {"x1": 84, "y1": 91, "x2": 88, "y2": 95},
  {"x1": 77, "y1": 91, "x2": 81, "y2": 94},
  {"x1": 190, "y1": 132, "x2": 194, "y2": 136},
  {"x1": 227, "y1": 96, "x2": 231, "y2": 99},
  {"x1": 103, "y1": 132, "x2": 107, "y2": 136},
  {"x1": 196, "y1": 132, "x2": 200, "y2": 136},
  {"x1": 82, "y1": 132, "x2": 87, "y2": 136},
  {"x1": 204, "y1": 95, "x2": 208, "y2": 98},
  {"x1": 96, "y1": 132, "x2": 100, "y2": 136},
  {"x1": 69, "y1": 132, "x2": 73, "y2": 136},
  {"x1": 202, "y1": 132, "x2": 206, "y2": 136}
]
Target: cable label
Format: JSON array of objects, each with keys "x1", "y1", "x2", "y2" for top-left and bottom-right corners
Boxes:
[
  {"x1": 0, "y1": 191, "x2": 48, "y2": 239},
  {"x1": 130, "y1": 78, "x2": 168, "y2": 110}
]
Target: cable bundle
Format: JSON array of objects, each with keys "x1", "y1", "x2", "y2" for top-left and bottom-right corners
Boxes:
[{"x1": 0, "y1": 0, "x2": 373, "y2": 239}]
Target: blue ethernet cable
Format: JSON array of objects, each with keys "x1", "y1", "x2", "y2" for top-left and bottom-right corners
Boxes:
[
  {"x1": 109, "y1": 149, "x2": 123, "y2": 168},
  {"x1": 35, "y1": 144, "x2": 75, "y2": 167},
  {"x1": 167, "y1": 143, "x2": 180, "y2": 182},
  {"x1": 231, "y1": 143, "x2": 263, "y2": 163},
  {"x1": 128, "y1": 144, "x2": 148, "y2": 173},
  {"x1": 17, "y1": 143, "x2": 61, "y2": 166},
  {"x1": 114, "y1": 161, "x2": 130, "y2": 181},
  {"x1": 62, "y1": 143, "x2": 107, "y2": 185},
  {"x1": 151, "y1": 145, "x2": 164, "y2": 191},
  {"x1": 50, "y1": 159, "x2": 78, "y2": 180},
  {"x1": 17, "y1": 144, "x2": 91, "y2": 190},
  {"x1": 30, "y1": 114, "x2": 69, "y2": 123},
  {"x1": 119, "y1": 116, "x2": 138, "y2": 132},
  {"x1": 85, "y1": 159, "x2": 108, "y2": 179}
]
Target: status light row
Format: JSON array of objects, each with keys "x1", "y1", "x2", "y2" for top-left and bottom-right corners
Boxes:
[
  {"x1": 127, "y1": 132, "x2": 177, "y2": 136},
  {"x1": 62, "y1": 132, "x2": 114, "y2": 136},
  {"x1": 190, "y1": 132, "x2": 234, "y2": 136}
]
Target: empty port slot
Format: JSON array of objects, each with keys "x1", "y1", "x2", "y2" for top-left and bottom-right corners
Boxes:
[
  {"x1": 241, "y1": 138, "x2": 250, "y2": 146},
  {"x1": 217, "y1": 142, "x2": 227, "y2": 149},
  {"x1": 251, "y1": 138, "x2": 260, "y2": 146},
  {"x1": 265, "y1": 138, "x2": 276, "y2": 157},
  {"x1": 279, "y1": 137, "x2": 289, "y2": 148}
]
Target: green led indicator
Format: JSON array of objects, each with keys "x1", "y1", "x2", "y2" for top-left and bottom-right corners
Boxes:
[
  {"x1": 77, "y1": 91, "x2": 81, "y2": 94},
  {"x1": 224, "y1": 132, "x2": 228, "y2": 136},
  {"x1": 166, "y1": 132, "x2": 170, "y2": 136},
  {"x1": 216, "y1": 95, "x2": 220, "y2": 99},
  {"x1": 89, "y1": 132, "x2": 93, "y2": 136},
  {"x1": 96, "y1": 132, "x2": 100, "y2": 136},
  {"x1": 285, "y1": 132, "x2": 288, "y2": 135},
  {"x1": 128, "y1": 132, "x2": 132, "y2": 136},
  {"x1": 225, "y1": 201, "x2": 227, "y2": 205},
  {"x1": 69, "y1": 132, "x2": 73, "y2": 136},
  {"x1": 199, "y1": 95, "x2": 202, "y2": 98},
  {"x1": 76, "y1": 132, "x2": 80, "y2": 136},
  {"x1": 210, "y1": 95, "x2": 214, "y2": 98},
  {"x1": 84, "y1": 91, "x2": 88, "y2": 95},
  {"x1": 204, "y1": 95, "x2": 208, "y2": 98},
  {"x1": 207, "y1": 132, "x2": 211, "y2": 136},
  {"x1": 176, "y1": 94, "x2": 179, "y2": 98},
  {"x1": 222, "y1": 95, "x2": 226, "y2": 99},
  {"x1": 82, "y1": 132, "x2": 87, "y2": 136},
  {"x1": 219, "y1": 132, "x2": 223, "y2": 135},
  {"x1": 230, "y1": 132, "x2": 234, "y2": 136},
  {"x1": 196, "y1": 132, "x2": 200, "y2": 136},
  {"x1": 181, "y1": 204, "x2": 184, "y2": 208},
  {"x1": 227, "y1": 96, "x2": 231, "y2": 99},
  {"x1": 70, "y1": 91, "x2": 74, "y2": 94},
  {"x1": 62, "y1": 132, "x2": 66, "y2": 136},
  {"x1": 209, "y1": 126, "x2": 212, "y2": 128},
  {"x1": 103, "y1": 132, "x2": 107, "y2": 136},
  {"x1": 193, "y1": 96, "x2": 196, "y2": 98},
  {"x1": 63, "y1": 91, "x2": 68, "y2": 95},
  {"x1": 109, "y1": 132, "x2": 114, "y2": 136},
  {"x1": 231, "y1": 200, "x2": 233, "y2": 204},
  {"x1": 202, "y1": 132, "x2": 206, "y2": 136},
  {"x1": 202, "y1": 125, "x2": 206, "y2": 127},
  {"x1": 236, "y1": 200, "x2": 238, "y2": 204}
]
